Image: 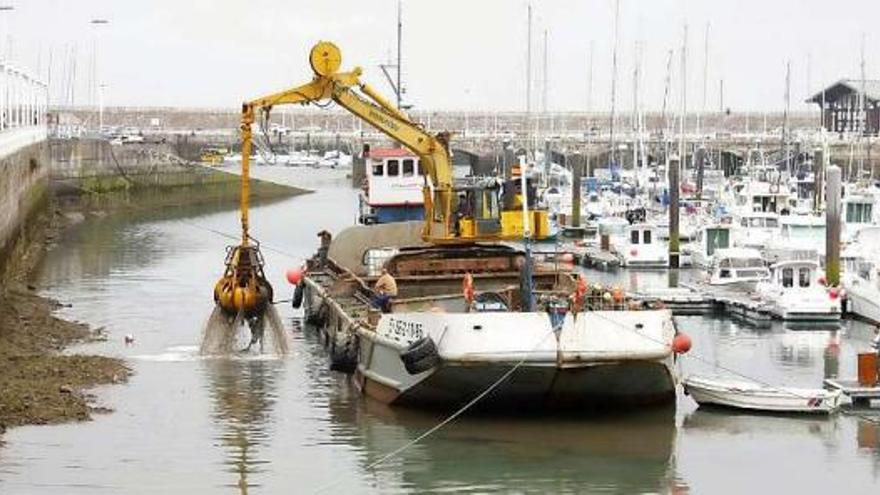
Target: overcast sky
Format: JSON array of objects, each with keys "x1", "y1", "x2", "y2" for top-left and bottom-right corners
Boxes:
[{"x1": 4, "y1": 0, "x2": 878, "y2": 112}]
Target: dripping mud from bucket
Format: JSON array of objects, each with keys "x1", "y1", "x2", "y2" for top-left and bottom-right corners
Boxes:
[{"x1": 199, "y1": 305, "x2": 289, "y2": 356}]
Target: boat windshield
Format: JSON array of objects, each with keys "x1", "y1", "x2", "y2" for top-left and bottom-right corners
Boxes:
[{"x1": 719, "y1": 257, "x2": 764, "y2": 268}]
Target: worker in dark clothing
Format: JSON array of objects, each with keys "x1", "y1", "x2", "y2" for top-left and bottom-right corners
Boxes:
[{"x1": 317, "y1": 230, "x2": 332, "y2": 266}]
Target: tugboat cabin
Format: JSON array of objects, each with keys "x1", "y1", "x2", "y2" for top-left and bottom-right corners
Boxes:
[{"x1": 359, "y1": 148, "x2": 425, "y2": 224}]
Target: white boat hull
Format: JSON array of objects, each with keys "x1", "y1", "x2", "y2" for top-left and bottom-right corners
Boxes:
[
  {"x1": 355, "y1": 310, "x2": 677, "y2": 410},
  {"x1": 683, "y1": 376, "x2": 842, "y2": 414},
  {"x1": 846, "y1": 283, "x2": 880, "y2": 324}
]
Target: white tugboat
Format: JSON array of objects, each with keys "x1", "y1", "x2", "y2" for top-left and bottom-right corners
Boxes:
[
  {"x1": 707, "y1": 248, "x2": 771, "y2": 290},
  {"x1": 756, "y1": 258, "x2": 841, "y2": 321},
  {"x1": 843, "y1": 226, "x2": 880, "y2": 324},
  {"x1": 612, "y1": 223, "x2": 669, "y2": 269}
]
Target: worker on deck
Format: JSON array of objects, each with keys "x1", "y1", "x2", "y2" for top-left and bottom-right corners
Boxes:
[
  {"x1": 372, "y1": 268, "x2": 398, "y2": 313},
  {"x1": 317, "y1": 230, "x2": 332, "y2": 266}
]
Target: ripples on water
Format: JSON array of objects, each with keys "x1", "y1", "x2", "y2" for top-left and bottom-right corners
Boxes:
[{"x1": 0, "y1": 167, "x2": 878, "y2": 493}]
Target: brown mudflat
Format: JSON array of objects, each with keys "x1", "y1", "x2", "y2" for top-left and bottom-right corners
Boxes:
[{"x1": 0, "y1": 287, "x2": 130, "y2": 435}]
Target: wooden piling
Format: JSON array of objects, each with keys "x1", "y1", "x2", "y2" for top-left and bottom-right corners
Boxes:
[
  {"x1": 543, "y1": 139, "x2": 551, "y2": 182},
  {"x1": 813, "y1": 148, "x2": 824, "y2": 212},
  {"x1": 826, "y1": 165, "x2": 842, "y2": 286},
  {"x1": 572, "y1": 157, "x2": 582, "y2": 228},
  {"x1": 669, "y1": 155, "x2": 681, "y2": 268},
  {"x1": 695, "y1": 147, "x2": 705, "y2": 200}
]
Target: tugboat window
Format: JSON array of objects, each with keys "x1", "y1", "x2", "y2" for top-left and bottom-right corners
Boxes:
[
  {"x1": 631, "y1": 230, "x2": 640, "y2": 244},
  {"x1": 643, "y1": 230, "x2": 652, "y2": 244},
  {"x1": 782, "y1": 268, "x2": 794, "y2": 288},
  {"x1": 798, "y1": 267, "x2": 811, "y2": 287},
  {"x1": 387, "y1": 159, "x2": 400, "y2": 176},
  {"x1": 402, "y1": 159, "x2": 415, "y2": 177},
  {"x1": 372, "y1": 163, "x2": 384, "y2": 176}
]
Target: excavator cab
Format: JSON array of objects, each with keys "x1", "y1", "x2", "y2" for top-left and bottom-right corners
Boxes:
[
  {"x1": 452, "y1": 177, "x2": 550, "y2": 240},
  {"x1": 454, "y1": 181, "x2": 504, "y2": 238}
]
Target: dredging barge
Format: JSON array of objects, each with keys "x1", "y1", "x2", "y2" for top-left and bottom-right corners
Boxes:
[{"x1": 298, "y1": 223, "x2": 681, "y2": 410}]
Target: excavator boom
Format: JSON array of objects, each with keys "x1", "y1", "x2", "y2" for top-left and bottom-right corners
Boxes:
[{"x1": 237, "y1": 40, "x2": 549, "y2": 246}]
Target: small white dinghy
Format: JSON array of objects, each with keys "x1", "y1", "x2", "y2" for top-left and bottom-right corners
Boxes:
[{"x1": 683, "y1": 375, "x2": 842, "y2": 414}]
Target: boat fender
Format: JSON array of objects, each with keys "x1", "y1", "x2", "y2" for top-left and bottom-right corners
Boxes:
[
  {"x1": 400, "y1": 336, "x2": 440, "y2": 375},
  {"x1": 330, "y1": 333, "x2": 358, "y2": 373},
  {"x1": 291, "y1": 283, "x2": 304, "y2": 309},
  {"x1": 306, "y1": 300, "x2": 329, "y2": 326}
]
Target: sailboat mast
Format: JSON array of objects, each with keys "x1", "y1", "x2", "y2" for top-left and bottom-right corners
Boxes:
[
  {"x1": 526, "y1": 3, "x2": 532, "y2": 117},
  {"x1": 396, "y1": 0, "x2": 402, "y2": 109},
  {"x1": 609, "y1": 0, "x2": 620, "y2": 166},
  {"x1": 678, "y1": 25, "x2": 688, "y2": 168},
  {"x1": 783, "y1": 60, "x2": 791, "y2": 175}
]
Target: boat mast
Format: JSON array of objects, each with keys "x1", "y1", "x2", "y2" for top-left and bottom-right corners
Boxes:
[
  {"x1": 859, "y1": 33, "x2": 866, "y2": 181},
  {"x1": 678, "y1": 24, "x2": 688, "y2": 169},
  {"x1": 609, "y1": 0, "x2": 620, "y2": 166},
  {"x1": 783, "y1": 60, "x2": 791, "y2": 176},
  {"x1": 587, "y1": 40, "x2": 594, "y2": 116},
  {"x1": 396, "y1": 0, "x2": 402, "y2": 110},
  {"x1": 526, "y1": 2, "x2": 532, "y2": 154},
  {"x1": 698, "y1": 22, "x2": 709, "y2": 140},
  {"x1": 660, "y1": 49, "x2": 673, "y2": 162}
]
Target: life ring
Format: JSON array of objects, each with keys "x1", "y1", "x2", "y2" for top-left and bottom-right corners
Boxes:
[{"x1": 770, "y1": 183, "x2": 780, "y2": 194}]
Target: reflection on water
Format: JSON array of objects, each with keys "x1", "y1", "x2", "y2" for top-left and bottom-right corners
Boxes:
[
  {"x1": 2, "y1": 168, "x2": 880, "y2": 493},
  {"x1": 204, "y1": 358, "x2": 281, "y2": 494},
  {"x1": 330, "y1": 400, "x2": 682, "y2": 494}
]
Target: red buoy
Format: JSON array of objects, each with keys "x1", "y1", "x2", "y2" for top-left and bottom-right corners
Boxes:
[
  {"x1": 286, "y1": 268, "x2": 304, "y2": 285},
  {"x1": 817, "y1": 275, "x2": 827, "y2": 286},
  {"x1": 828, "y1": 287, "x2": 840, "y2": 300},
  {"x1": 630, "y1": 248, "x2": 639, "y2": 257},
  {"x1": 672, "y1": 333, "x2": 692, "y2": 354}
]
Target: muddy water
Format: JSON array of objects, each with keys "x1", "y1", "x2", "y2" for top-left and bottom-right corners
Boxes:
[{"x1": 1, "y1": 166, "x2": 879, "y2": 494}]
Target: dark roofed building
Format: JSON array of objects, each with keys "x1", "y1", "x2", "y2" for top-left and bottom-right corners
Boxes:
[{"x1": 807, "y1": 79, "x2": 880, "y2": 136}]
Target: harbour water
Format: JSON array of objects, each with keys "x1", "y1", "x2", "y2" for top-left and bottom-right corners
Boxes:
[{"x1": 1, "y1": 167, "x2": 878, "y2": 494}]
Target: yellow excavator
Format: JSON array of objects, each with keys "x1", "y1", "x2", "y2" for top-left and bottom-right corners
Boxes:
[{"x1": 214, "y1": 41, "x2": 550, "y2": 327}]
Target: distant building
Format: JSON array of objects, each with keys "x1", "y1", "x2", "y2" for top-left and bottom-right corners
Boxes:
[{"x1": 807, "y1": 79, "x2": 880, "y2": 136}]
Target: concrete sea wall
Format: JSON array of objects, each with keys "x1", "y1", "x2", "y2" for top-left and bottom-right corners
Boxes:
[{"x1": 0, "y1": 129, "x2": 50, "y2": 281}]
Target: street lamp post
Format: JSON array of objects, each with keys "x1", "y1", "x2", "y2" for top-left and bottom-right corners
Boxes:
[
  {"x1": 90, "y1": 18, "x2": 109, "y2": 134},
  {"x1": 0, "y1": 6, "x2": 13, "y2": 60}
]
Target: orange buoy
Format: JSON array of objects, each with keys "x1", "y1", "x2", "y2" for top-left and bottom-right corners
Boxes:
[
  {"x1": 286, "y1": 267, "x2": 304, "y2": 285},
  {"x1": 611, "y1": 286, "x2": 625, "y2": 304},
  {"x1": 672, "y1": 333, "x2": 692, "y2": 354}
]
